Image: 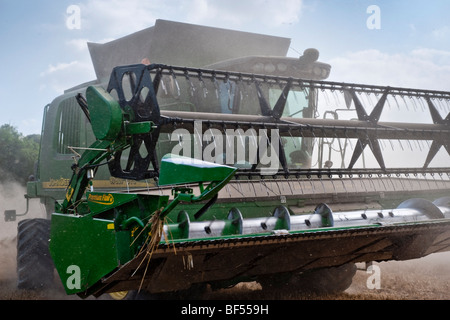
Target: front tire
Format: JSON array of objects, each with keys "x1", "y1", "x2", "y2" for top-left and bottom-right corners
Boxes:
[
  {"x1": 16, "y1": 219, "x2": 54, "y2": 290},
  {"x1": 259, "y1": 263, "x2": 356, "y2": 296}
]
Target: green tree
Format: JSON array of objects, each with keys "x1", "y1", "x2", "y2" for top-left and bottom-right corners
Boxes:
[{"x1": 0, "y1": 124, "x2": 40, "y2": 185}]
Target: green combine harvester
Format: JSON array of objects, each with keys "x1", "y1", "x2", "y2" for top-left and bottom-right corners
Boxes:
[{"x1": 6, "y1": 20, "x2": 450, "y2": 299}]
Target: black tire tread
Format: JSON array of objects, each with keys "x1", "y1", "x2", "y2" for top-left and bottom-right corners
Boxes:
[{"x1": 16, "y1": 218, "x2": 54, "y2": 290}]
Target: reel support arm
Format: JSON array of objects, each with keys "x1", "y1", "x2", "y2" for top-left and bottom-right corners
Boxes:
[{"x1": 58, "y1": 86, "x2": 156, "y2": 214}]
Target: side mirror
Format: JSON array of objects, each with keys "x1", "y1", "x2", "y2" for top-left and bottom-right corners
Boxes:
[{"x1": 4, "y1": 210, "x2": 16, "y2": 222}]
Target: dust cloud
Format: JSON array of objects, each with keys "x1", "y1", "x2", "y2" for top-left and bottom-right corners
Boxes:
[
  {"x1": 346, "y1": 252, "x2": 450, "y2": 300},
  {"x1": 0, "y1": 182, "x2": 49, "y2": 299}
]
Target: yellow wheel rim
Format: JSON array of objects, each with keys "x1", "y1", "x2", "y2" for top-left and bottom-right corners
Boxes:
[{"x1": 109, "y1": 291, "x2": 129, "y2": 300}]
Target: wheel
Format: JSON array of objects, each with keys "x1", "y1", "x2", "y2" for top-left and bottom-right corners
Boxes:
[
  {"x1": 289, "y1": 263, "x2": 357, "y2": 295},
  {"x1": 108, "y1": 291, "x2": 130, "y2": 300},
  {"x1": 16, "y1": 219, "x2": 54, "y2": 290},
  {"x1": 259, "y1": 263, "x2": 356, "y2": 296}
]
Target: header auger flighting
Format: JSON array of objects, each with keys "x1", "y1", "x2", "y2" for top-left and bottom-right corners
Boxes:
[{"x1": 8, "y1": 20, "x2": 450, "y2": 299}]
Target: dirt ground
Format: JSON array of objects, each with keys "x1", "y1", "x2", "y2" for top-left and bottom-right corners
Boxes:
[
  {"x1": 207, "y1": 252, "x2": 450, "y2": 300},
  {"x1": 1, "y1": 187, "x2": 449, "y2": 300}
]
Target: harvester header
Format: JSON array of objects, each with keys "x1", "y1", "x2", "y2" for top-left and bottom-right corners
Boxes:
[
  {"x1": 45, "y1": 62, "x2": 450, "y2": 298},
  {"x1": 8, "y1": 20, "x2": 450, "y2": 299}
]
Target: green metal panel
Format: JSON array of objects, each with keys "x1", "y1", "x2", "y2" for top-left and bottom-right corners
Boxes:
[
  {"x1": 86, "y1": 86, "x2": 123, "y2": 141},
  {"x1": 50, "y1": 190, "x2": 170, "y2": 295},
  {"x1": 49, "y1": 213, "x2": 118, "y2": 295},
  {"x1": 158, "y1": 154, "x2": 236, "y2": 186}
]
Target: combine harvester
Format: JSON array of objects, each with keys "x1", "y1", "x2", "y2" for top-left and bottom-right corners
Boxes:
[{"x1": 7, "y1": 20, "x2": 450, "y2": 299}]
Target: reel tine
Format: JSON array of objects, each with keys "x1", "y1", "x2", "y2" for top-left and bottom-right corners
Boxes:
[
  {"x1": 415, "y1": 139, "x2": 422, "y2": 152},
  {"x1": 322, "y1": 89, "x2": 331, "y2": 106},
  {"x1": 445, "y1": 99, "x2": 450, "y2": 113},
  {"x1": 419, "y1": 96, "x2": 427, "y2": 111},
  {"x1": 400, "y1": 95, "x2": 409, "y2": 111},
  {"x1": 364, "y1": 92, "x2": 374, "y2": 109},
  {"x1": 170, "y1": 69, "x2": 181, "y2": 97},
  {"x1": 212, "y1": 74, "x2": 220, "y2": 99}
]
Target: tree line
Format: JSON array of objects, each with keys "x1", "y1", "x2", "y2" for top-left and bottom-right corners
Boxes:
[{"x1": 0, "y1": 124, "x2": 40, "y2": 185}]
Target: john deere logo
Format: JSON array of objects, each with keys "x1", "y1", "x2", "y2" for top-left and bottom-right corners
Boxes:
[
  {"x1": 88, "y1": 193, "x2": 115, "y2": 205},
  {"x1": 65, "y1": 187, "x2": 74, "y2": 201}
]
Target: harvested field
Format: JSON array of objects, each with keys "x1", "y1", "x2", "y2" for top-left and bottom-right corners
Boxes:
[
  {"x1": 206, "y1": 252, "x2": 450, "y2": 300},
  {"x1": 1, "y1": 232, "x2": 449, "y2": 300}
]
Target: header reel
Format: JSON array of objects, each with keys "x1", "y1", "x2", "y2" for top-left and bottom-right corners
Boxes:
[
  {"x1": 106, "y1": 64, "x2": 162, "y2": 180},
  {"x1": 93, "y1": 63, "x2": 450, "y2": 184}
]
